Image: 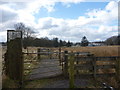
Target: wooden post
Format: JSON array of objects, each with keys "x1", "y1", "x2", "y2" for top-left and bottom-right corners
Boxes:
[
  {"x1": 63, "y1": 50, "x2": 68, "y2": 78},
  {"x1": 116, "y1": 57, "x2": 120, "y2": 88},
  {"x1": 59, "y1": 47, "x2": 61, "y2": 66},
  {"x1": 69, "y1": 53, "x2": 75, "y2": 88},
  {"x1": 93, "y1": 56, "x2": 96, "y2": 79},
  {"x1": 6, "y1": 30, "x2": 23, "y2": 88},
  {"x1": 37, "y1": 48, "x2": 41, "y2": 60},
  {"x1": 47, "y1": 49, "x2": 49, "y2": 58},
  {"x1": 76, "y1": 52, "x2": 79, "y2": 75},
  {"x1": 48, "y1": 49, "x2": 52, "y2": 59},
  {"x1": 7, "y1": 38, "x2": 23, "y2": 87}
]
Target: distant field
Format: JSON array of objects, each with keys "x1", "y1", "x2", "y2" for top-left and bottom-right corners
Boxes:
[
  {"x1": 61, "y1": 46, "x2": 119, "y2": 57},
  {"x1": 2, "y1": 45, "x2": 120, "y2": 57},
  {"x1": 24, "y1": 46, "x2": 120, "y2": 57}
]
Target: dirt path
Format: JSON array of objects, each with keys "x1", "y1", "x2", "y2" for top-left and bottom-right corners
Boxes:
[
  {"x1": 25, "y1": 75, "x2": 99, "y2": 88},
  {"x1": 43, "y1": 78, "x2": 90, "y2": 88},
  {"x1": 25, "y1": 58, "x2": 101, "y2": 88},
  {"x1": 27, "y1": 59, "x2": 62, "y2": 80}
]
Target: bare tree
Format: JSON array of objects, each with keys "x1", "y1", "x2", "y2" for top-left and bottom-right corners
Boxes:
[
  {"x1": 14, "y1": 22, "x2": 26, "y2": 38},
  {"x1": 14, "y1": 22, "x2": 34, "y2": 38},
  {"x1": 14, "y1": 22, "x2": 35, "y2": 50}
]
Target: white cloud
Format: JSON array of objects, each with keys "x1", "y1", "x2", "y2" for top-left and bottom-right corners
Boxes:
[
  {"x1": 0, "y1": 0, "x2": 118, "y2": 42},
  {"x1": 25, "y1": 0, "x2": 56, "y2": 14},
  {"x1": 0, "y1": 5, "x2": 18, "y2": 23},
  {"x1": 86, "y1": 1, "x2": 118, "y2": 25}
]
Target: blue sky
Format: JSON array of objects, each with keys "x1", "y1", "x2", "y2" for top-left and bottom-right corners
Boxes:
[
  {"x1": 51, "y1": 2, "x2": 108, "y2": 18},
  {"x1": 35, "y1": 2, "x2": 108, "y2": 21},
  {"x1": 0, "y1": 0, "x2": 118, "y2": 42}
]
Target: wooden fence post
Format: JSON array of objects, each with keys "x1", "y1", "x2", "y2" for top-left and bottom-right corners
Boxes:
[
  {"x1": 69, "y1": 53, "x2": 75, "y2": 88},
  {"x1": 48, "y1": 49, "x2": 52, "y2": 59},
  {"x1": 93, "y1": 56, "x2": 96, "y2": 79},
  {"x1": 6, "y1": 38, "x2": 23, "y2": 87},
  {"x1": 76, "y1": 52, "x2": 79, "y2": 75},
  {"x1": 6, "y1": 30, "x2": 24, "y2": 88},
  {"x1": 47, "y1": 49, "x2": 49, "y2": 58},
  {"x1": 116, "y1": 57, "x2": 120, "y2": 88},
  {"x1": 59, "y1": 47, "x2": 61, "y2": 66},
  {"x1": 37, "y1": 48, "x2": 41, "y2": 60},
  {"x1": 63, "y1": 50, "x2": 68, "y2": 78}
]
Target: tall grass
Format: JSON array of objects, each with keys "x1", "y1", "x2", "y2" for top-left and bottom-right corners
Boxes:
[{"x1": 61, "y1": 46, "x2": 119, "y2": 57}]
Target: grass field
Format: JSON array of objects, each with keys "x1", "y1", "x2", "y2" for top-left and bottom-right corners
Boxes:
[
  {"x1": 25, "y1": 45, "x2": 119, "y2": 56},
  {"x1": 61, "y1": 46, "x2": 119, "y2": 57}
]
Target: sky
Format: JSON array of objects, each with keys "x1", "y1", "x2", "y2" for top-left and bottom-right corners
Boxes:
[{"x1": 0, "y1": 0, "x2": 119, "y2": 42}]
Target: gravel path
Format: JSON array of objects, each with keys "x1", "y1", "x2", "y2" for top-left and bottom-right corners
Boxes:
[
  {"x1": 25, "y1": 58, "x2": 98, "y2": 88},
  {"x1": 43, "y1": 77, "x2": 92, "y2": 88},
  {"x1": 27, "y1": 59, "x2": 62, "y2": 80}
]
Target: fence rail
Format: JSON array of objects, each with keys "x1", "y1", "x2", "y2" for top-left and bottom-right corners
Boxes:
[
  {"x1": 23, "y1": 52, "x2": 64, "y2": 54},
  {"x1": 75, "y1": 56, "x2": 120, "y2": 61},
  {"x1": 70, "y1": 56, "x2": 119, "y2": 75}
]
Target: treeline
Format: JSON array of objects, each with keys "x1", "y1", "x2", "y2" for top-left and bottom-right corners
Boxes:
[
  {"x1": 22, "y1": 35, "x2": 120, "y2": 48},
  {"x1": 105, "y1": 35, "x2": 120, "y2": 45},
  {"x1": 2, "y1": 35, "x2": 120, "y2": 47},
  {"x1": 23, "y1": 37, "x2": 73, "y2": 48}
]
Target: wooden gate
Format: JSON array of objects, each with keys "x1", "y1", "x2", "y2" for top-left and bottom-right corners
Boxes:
[
  {"x1": 23, "y1": 47, "x2": 64, "y2": 80},
  {"x1": 67, "y1": 52, "x2": 120, "y2": 88}
]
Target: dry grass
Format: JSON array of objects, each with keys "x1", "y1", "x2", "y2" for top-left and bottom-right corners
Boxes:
[
  {"x1": 24, "y1": 46, "x2": 119, "y2": 57},
  {"x1": 61, "y1": 46, "x2": 119, "y2": 57},
  {"x1": 2, "y1": 45, "x2": 119, "y2": 58}
]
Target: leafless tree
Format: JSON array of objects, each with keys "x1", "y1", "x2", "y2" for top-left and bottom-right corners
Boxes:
[
  {"x1": 14, "y1": 22, "x2": 35, "y2": 38},
  {"x1": 14, "y1": 22, "x2": 35, "y2": 50}
]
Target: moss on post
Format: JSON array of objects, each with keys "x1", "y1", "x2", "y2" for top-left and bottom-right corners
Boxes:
[
  {"x1": 7, "y1": 38, "x2": 23, "y2": 82},
  {"x1": 63, "y1": 51, "x2": 68, "y2": 78},
  {"x1": 69, "y1": 53, "x2": 75, "y2": 88}
]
